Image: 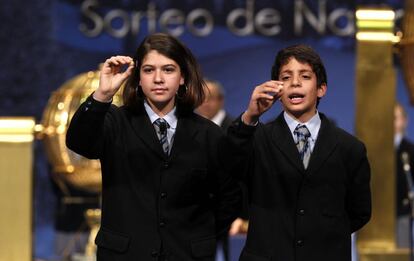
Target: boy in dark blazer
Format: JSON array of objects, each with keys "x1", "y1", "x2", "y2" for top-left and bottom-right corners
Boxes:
[{"x1": 225, "y1": 44, "x2": 371, "y2": 261}]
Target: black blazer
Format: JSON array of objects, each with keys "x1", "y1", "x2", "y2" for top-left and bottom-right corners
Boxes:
[
  {"x1": 66, "y1": 96, "x2": 241, "y2": 261},
  {"x1": 220, "y1": 114, "x2": 234, "y2": 133},
  {"x1": 225, "y1": 112, "x2": 371, "y2": 261},
  {"x1": 396, "y1": 137, "x2": 414, "y2": 216}
]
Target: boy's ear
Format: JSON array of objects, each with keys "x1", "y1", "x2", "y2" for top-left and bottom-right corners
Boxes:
[{"x1": 317, "y1": 83, "x2": 327, "y2": 98}]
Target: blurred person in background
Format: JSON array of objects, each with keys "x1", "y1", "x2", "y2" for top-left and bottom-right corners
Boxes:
[
  {"x1": 394, "y1": 102, "x2": 414, "y2": 248},
  {"x1": 197, "y1": 79, "x2": 233, "y2": 132}
]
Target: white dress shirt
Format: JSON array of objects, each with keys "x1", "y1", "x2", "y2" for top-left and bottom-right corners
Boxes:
[
  {"x1": 211, "y1": 109, "x2": 227, "y2": 127},
  {"x1": 284, "y1": 111, "x2": 321, "y2": 153},
  {"x1": 144, "y1": 101, "x2": 177, "y2": 152}
]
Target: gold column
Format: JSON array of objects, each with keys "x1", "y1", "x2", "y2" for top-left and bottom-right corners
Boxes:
[
  {"x1": 355, "y1": 9, "x2": 408, "y2": 261},
  {"x1": 0, "y1": 118, "x2": 35, "y2": 261}
]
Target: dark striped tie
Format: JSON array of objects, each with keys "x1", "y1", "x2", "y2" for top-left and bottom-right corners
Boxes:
[
  {"x1": 294, "y1": 124, "x2": 311, "y2": 169},
  {"x1": 154, "y1": 118, "x2": 170, "y2": 155}
]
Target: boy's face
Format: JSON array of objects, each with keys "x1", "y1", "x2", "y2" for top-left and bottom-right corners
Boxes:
[{"x1": 278, "y1": 57, "x2": 327, "y2": 122}]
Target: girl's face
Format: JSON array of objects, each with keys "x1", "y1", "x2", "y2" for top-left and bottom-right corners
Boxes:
[{"x1": 139, "y1": 50, "x2": 184, "y2": 112}]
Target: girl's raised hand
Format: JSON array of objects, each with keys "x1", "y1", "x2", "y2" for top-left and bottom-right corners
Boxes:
[{"x1": 93, "y1": 56, "x2": 135, "y2": 102}]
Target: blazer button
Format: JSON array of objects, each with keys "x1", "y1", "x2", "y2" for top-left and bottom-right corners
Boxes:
[
  {"x1": 164, "y1": 162, "x2": 169, "y2": 168},
  {"x1": 159, "y1": 220, "x2": 166, "y2": 227},
  {"x1": 296, "y1": 239, "x2": 304, "y2": 246},
  {"x1": 298, "y1": 209, "x2": 305, "y2": 215},
  {"x1": 160, "y1": 192, "x2": 167, "y2": 198},
  {"x1": 151, "y1": 250, "x2": 158, "y2": 257}
]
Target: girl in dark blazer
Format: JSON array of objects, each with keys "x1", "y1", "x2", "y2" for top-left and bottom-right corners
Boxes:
[{"x1": 66, "y1": 33, "x2": 241, "y2": 261}]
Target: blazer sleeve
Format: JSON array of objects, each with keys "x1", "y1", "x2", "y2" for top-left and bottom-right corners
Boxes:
[
  {"x1": 66, "y1": 94, "x2": 112, "y2": 159},
  {"x1": 198, "y1": 122, "x2": 240, "y2": 236},
  {"x1": 222, "y1": 115, "x2": 258, "y2": 182},
  {"x1": 346, "y1": 142, "x2": 372, "y2": 233},
  {"x1": 213, "y1": 158, "x2": 243, "y2": 236}
]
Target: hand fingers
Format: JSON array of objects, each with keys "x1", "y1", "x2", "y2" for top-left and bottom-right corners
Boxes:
[
  {"x1": 254, "y1": 92, "x2": 275, "y2": 101},
  {"x1": 262, "y1": 86, "x2": 282, "y2": 96},
  {"x1": 120, "y1": 62, "x2": 135, "y2": 80},
  {"x1": 256, "y1": 96, "x2": 274, "y2": 111},
  {"x1": 104, "y1": 56, "x2": 134, "y2": 68},
  {"x1": 253, "y1": 81, "x2": 283, "y2": 99},
  {"x1": 262, "y1": 81, "x2": 284, "y2": 94}
]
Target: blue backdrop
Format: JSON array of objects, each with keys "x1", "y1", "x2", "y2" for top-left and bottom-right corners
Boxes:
[{"x1": 0, "y1": 0, "x2": 412, "y2": 259}]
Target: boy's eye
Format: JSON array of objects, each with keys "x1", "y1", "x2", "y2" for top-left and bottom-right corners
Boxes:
[
  {"x1": 281, "y1": 76, "x2": 290, "y2": 81},
  {"x1": 302, "y1": 74, "x2": 311, "y2": 79}
]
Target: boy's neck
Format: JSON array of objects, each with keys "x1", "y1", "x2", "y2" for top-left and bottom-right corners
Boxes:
[{"x1": 285, "y1": 110, "x2": 318, "y2": 123}]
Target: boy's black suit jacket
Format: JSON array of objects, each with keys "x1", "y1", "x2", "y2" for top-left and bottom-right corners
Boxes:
[
  {"x1": 225, "y1": 112, "x2": 371, "y2": 261},
  {"x1": 66, "y1": 96, "x2": 241, "y2": 261}
]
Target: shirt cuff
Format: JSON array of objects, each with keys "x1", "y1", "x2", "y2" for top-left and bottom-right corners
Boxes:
[
  {"x1": 241, "y1": 116, "x2": 259, "y2": 127},
  {"x1": 83, "y1": 93, "x2": 112, "y2": 112},
  {"x1": 228, "y1": 114, "x2": 258, "y2": 137}
]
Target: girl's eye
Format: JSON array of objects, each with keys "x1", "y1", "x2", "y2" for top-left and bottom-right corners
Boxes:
[
  {"x1": 302, "y1": 74, "x2": 311, "y2": 79},
  {"x1": 281, "y1": 76, "x2": 290, "y2": 81},
  {"x1": 164, "y1": 67, "x2": 175, "y2": 73},
  {"x1": 142, "y1": 67, "x2": 153, "y2": 73}
]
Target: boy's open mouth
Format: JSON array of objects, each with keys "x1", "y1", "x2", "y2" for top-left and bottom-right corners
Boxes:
[{"x1": 289, "y1": 94, "x2": 304, "y2": 101}]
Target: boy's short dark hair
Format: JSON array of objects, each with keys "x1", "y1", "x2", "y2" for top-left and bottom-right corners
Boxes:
[{"x1": 271, "y1": 44, "x2": 327, "y2": 88}]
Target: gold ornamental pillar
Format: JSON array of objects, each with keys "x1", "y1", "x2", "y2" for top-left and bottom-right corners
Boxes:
[
  {"x1": 0, "y1": 118, "x2": 35, "y2": 261},
  {"x1": 355, "y1": 9, "x2": 408, "y2": 260}
]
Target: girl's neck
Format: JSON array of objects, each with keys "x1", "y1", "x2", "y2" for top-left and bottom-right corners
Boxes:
[{"x1": 146, "y1": 99, "x2": 175, "y2": 117}]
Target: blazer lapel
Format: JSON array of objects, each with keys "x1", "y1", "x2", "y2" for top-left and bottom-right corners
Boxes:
[
  {"x1": 271, "y1": 113, "x2": 305, "y2": 173},
  {"x1": 126, "y1": 104, "x2": 166, "y2": 159},
  {"x1": 168, "y1": 115, "x2": 198, "y2": 161},
  {"x1": 306, "y1": 114, "x2": 338, "y2": 175}
]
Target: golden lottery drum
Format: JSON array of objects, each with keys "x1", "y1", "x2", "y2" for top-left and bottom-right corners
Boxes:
[{"x1": 41, "y1": 66, "x2": 123, "y2": 192}]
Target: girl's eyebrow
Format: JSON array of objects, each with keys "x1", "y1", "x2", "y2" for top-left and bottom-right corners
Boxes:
[
  {"x1": 141, "y1": 63, "x2": 177, "y2": 67},
  {"x1": 280, "y1": 69, "x2": 313, "y2": 74}
]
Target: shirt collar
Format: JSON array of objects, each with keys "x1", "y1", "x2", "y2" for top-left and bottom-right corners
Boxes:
[
  {"x1": 284, "y1": 111, "x2": 321, "y2": 141},
  {"x1": 394, "y1": 133, "x2": 403, "y2": 148},
  {"x1": 144, "y1": 101, "x2": 178, "y2": 129},
  {"x1": 211, "y1": 109, "x2": 226, "y2": 126}
]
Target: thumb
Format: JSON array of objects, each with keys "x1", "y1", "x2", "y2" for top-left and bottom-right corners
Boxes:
[{"x1": 120, "y1": 63, "x2": 135, "y2": 82}]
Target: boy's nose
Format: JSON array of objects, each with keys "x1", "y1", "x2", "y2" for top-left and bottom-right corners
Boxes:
[{"x1": 291, "y1": 75, "x2": 301, "y2": 87}]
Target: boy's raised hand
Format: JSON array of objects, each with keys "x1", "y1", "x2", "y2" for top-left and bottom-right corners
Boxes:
[
  {"x1": 93, "y1": 56, "x2": 135, "y2": 102},
  {"x1": 242, "y1": 81, "x2": 284, "y2": 125}
]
